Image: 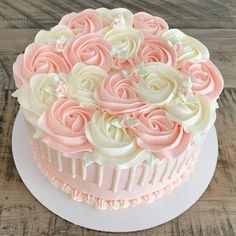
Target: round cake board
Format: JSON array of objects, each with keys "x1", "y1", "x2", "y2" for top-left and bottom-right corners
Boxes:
[{"x1": 12, "y1": 111, "x2": 218, "y2": 232}]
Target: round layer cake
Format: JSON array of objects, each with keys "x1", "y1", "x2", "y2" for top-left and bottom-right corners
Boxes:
[{"x1": 12, "y1": 8, "x2": 223, "y2": 210}]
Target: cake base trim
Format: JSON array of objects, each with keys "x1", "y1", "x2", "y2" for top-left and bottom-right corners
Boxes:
[{"x1": 32, "y1": 141, "x2": 197, "y2": 210}]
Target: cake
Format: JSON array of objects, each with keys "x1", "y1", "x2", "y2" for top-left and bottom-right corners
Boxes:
[{"x1": 12, "y1": 8, "x2": 223, "y2": 210}]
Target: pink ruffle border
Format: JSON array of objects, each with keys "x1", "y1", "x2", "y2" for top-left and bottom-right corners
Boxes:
[{"x1": 31, "y1": 141, "x2": 197, "y2": 210}]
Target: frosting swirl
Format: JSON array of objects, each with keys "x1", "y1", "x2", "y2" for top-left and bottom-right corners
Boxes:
[
  {"x1": 165, "y1": 96, "x2": 217, "y2": 133},
  {"x1": 84, "y1": 111, "x2": 147, "y2": 168},
  {"x1": 63, "y1": 33, "x2": 112, "y2": 72},
  {"x1": 12, "y1": 73, "x2": 65, "y2": 136},
  {"x1": 59, "y1": 9, "x2": 103, "y2": 36},
  {"x1": 67, "y1": 63, "x2": 108, "y2": 106},
  {"x1": 179, "y1": 60, "x2": 223, "y2": 100},
  {"x1": 134, "y1": 35, "x2": 176, "y2": 66},
  {"x1": 133, "y1": 63, "x2": 183, "y2": 106},
  {"x1": 13, "y1": 43, "x2": 70, "y2": 88},
  {"x1": 38, "y1": 98, "x2": 93, "y2": 157},
  {"x1": 94, "y1": 72, "x2": 145, "y2": 115},
  {"x1": 161, "y1": 29, "x2": 209, "y2": 66},
  {"x1": 133, "y1": 12, "x2": 168, "y2": 36},
  {"x1": 132, "y1": 108, "x2": 192, "y2": 158},
  {"x1": 34, "y1": 25, "x2": 75, "y2": 52},
  {"x1": 105, "y1": 26, "x2": 143, "y2": 60},
  {"x1": 96, "y1": 8, "x2": 133, "y2": 29}
]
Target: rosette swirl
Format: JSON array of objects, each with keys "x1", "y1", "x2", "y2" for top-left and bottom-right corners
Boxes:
[
  {"x1": 67, "y1": 63, "x2": 108, "y2": 106},
  {"x1": 13, "y1": 43, "x2": 70, "y2": 88},
  {"x1": 133, "y1": 63, "x2": 183, "y2": 106},
  {"x1": 12, "y1": 73, "x2": 64, "y2": 137},
  {"x1": 135, "y1": 35, "x2": 176, "y2": 66},
  {"x1": 132, "y1": 108, "x2": 192, "y2": 158},
  {"x1": 84, "y1": 111, "x2": 147, "y2": 168},
  {"x1": 38, "y1": 98, "x2": 93, "y2": 157},
  {"x1": 59, "y1": 9, "x2": 103, "y2": 36},
  {"x1": 133, "y1": 12, "x2": 169, "y2": 36},
  {"x1": 105, "y1": 26, "x2": 143, "y2": 60},
  {"x1": 34, "y1": 25, "x2": 75, "y2": 51},
  {"x1": 96, "y1": 8, "x2": 133, "y2": 29},
  {"x1": 94, "y1": 73, "x2": 145, "y2": 114},
  {"x1": 161, "y1": 29, "x2": 209, "y2": 66},
  {"x1": 63, "y1": 33, "x2": 112, "y2": 72},
  {"x1": 165, "y1": 96, "x2": 217, "y2": 133},
  {"x1": 179, "y1": 60, "x2": 223, "y2": 100}
]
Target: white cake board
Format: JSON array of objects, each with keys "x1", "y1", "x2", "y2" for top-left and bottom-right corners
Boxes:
[{"x1": 12, "y1": 111, "x2": 218, "y2": 232}]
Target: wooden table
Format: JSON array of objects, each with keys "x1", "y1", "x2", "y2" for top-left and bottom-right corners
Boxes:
[{"x1": 0, "y1": 0, "x2": 235, "y2": 235}]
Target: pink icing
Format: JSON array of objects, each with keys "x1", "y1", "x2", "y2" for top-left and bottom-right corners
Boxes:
[
  {"x1": 63, "y1": 33, "x2": 112, "y2": 72},
  {"x1": 179, "y1": 60, "x2": 224, "y2": 100},
  {"x1": 93, "y1": 73, "x2": 145, "y2": 115},
  {"x1": 37, "y1": 98, "x2": 93, "y2": 157},
  {"x1": 31, "y1": 138, "x2": 197, "y2": 210},
  {"x1": 132, "y1": 108, "x2": 192, "y2": 158},
  {"x1": 59, "y1": 9, "x2": 103, "y2": 36},
  {"x1": 13, "y1": 43, "x2": 70, "y2": 88},
  {"x1": 134, "y1": 35, "x2": 177, "y2": 66},
  {"x1": 133, "y1": 12, "x2": 169, "y2": 36}
]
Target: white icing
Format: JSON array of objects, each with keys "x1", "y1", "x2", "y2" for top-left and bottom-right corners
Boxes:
[
  {"x1": 96, "y1": 7, "x2": 133, "y2": 29},
  {"x1": 12, "y1": 73, "x2": 64, "y2": 137},
  {"x1": 105, "y1": 26, "x2": 143, "y2": 59},
  {"x1": 84, "y1": 111, "x2": 149, "y2": 168},
  {"x1": 165, "y1": 96, "x2": 217, "y2": 134},
  {"x1": 133, "y1": 62, "x2": 183, "y2": 106},
  {"x1": 67, "y1": 63, "x2": 108, "y2": 107},
  {"x1": 161, "y1": 29, "x2": 210, "y2": 64},
  {"x1": 35, "y1": 25, "x2": 75, "y2": 51}
]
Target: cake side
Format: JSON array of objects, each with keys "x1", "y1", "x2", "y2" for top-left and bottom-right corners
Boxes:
[{"x1": 26, "y1": 118, "x2": 200, "y2": 209}]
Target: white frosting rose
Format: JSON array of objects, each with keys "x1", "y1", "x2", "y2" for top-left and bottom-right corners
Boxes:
[
  {"x1": 67, "y1": 63, "x2": 108, "y2": 106},
  {"x1": 96, "y1": 8, "x2": 133, "y2": 29},
  {"x1": 12, "y1": 73, "x2": 66, "y2": 137},
  {"x1": 34, "y1": 25, "x2": 75, "y2": 52},
  {"x1": 105, "y1": 26, "x2": 143, "y2": 60},
  {"x1": 165, "y1": 95, "x2": 217, "y2": 134},
  {"x1": 84, "y1": 111, "x2": 148, "y2": 168},
  {"x1": 161, "y1": 29, "x2": 209, "y2": 66},
  {"x1": 133, "y1": 62, "x2": 183, "y2": 106}
]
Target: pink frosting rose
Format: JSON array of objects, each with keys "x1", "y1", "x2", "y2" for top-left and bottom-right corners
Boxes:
[
  {"x1": 38, "y1": 98, "x2": 93, "y2": 157},
  {"x1": 63, "y1": 33, "x2": 112, "y2": 72},
  {"x1": 13, "y1": 43, "x2": 70, "y2": 88},
  {"x1": 134, "y1": 35, "x2": 176, "y2": 66},
  {"x1": 132, "y1": 108, "x2": 192, "y2": 158},
  {"x1": 94, "y1": 73, "x2": 145, "y2": 115},
  {"x1": 59, "y1": 9, "x2": 103, "y2": 36},
  {"x1": 133, "y1": 12, "x2": 169, "y2": 36},
  {"x1": 179, "y1": 60, "x2": 224, "y2": 100}
]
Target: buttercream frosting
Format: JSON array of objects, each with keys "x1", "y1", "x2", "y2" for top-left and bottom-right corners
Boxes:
[
  {"x1": 38, "y1": 98, "x2": 94, "y2": 157},
  {"x1": 132, "y1": 62, "x2": 183, "y2": 106},
  {"x1": 12, "y1": 7, "x2": 223, "y2": 209},
  {"x1": 84, "y1": 111, "x2": 148, "y2": 168}
]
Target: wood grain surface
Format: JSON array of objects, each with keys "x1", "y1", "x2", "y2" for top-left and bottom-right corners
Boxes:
[{"x1": 0, "y1": 0, "x2": 235, "y2": 235}]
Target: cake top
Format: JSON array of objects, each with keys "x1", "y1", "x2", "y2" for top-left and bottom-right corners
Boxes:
[{"x1": 13, "y1": 8, "x2": 223, "y2": 168}]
